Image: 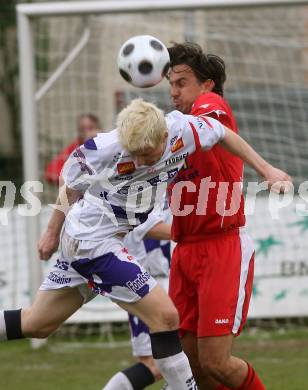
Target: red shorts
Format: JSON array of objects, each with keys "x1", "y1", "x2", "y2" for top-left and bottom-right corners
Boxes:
[{"x1": 169, "y1": 229, "x2": 254, "y2": 337}]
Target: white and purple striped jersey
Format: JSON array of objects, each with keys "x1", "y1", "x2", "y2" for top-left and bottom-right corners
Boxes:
[{"x1": 62, "y1": 110, "x2": 225, "y2": 241}]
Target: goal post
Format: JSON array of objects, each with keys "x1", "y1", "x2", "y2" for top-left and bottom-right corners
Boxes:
[
  {"x1": 14, "y1": 0, "x2": 308, "y2": 331},
  {"x1": 17, "y1": 8, "x2": 41, "y2": 300}
]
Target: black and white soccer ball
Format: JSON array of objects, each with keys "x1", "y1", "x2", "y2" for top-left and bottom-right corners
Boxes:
[{"x1": 117, "y1": 35, "x2": 170, "y2": 88}]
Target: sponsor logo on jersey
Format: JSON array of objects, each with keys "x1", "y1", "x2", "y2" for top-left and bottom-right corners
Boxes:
[
  {"x1": 48, "y1": 271, "x2": 71, "y2": 285},
  {"x1": 148, "y1": 175, "x2": 162, "y2": 186},
  {"x1": 126, "y1": 271, "x2": 151, "y2": 293},
  {"x1": 113, "y1": 153, "x2": 130, "y2": 162},
  {"x1": 215, "y1": 318, "x2": 229, "y2": 324},
  {"x1": 170, "y1": 135, "x2": 178, "y2": 146},
  {"x1": 114, "y1": 175, "x2": 133, "y2": 181},
  {"x1": 165, "y1": 152, "x2": 189, "y2": 166},
  {"x1": 147, "y1": 168, "x2": 179, "y2": 186},
  {"x1": 55, "y1": 259, "x2": 69, "y2": 271},
  {"x1": 171, "y1": 137, "x2": 184, "y2": 153},
  {"x1": 117, "y1": 161, "x2": 136, "y2": 175},
  {"x1": 168, "y1": 168, "x2": 179, "y2": 179},
  {"x1": 117, "y1": 186, "x2": 129, "y2": 195}
]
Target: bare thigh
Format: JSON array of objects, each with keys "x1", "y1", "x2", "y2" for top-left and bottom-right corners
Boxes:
[
  {"x1": 21, "y1": 288, "x2": 84, "y2": 337},
  {"x1": 117, "y1": 284, "x2": 179, "y2": 333}
]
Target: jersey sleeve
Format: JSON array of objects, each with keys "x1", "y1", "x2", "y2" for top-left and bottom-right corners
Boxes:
[
  {"x1": 191, "y1": 95, "x2": 230, "y2": 127},
  {"x1": 185, "y1": 114, "x2": 226, "y2": 151},
  {"x1": 166, "y1": 110, "x2": 225, "y2": 154},
  {"x1": 61, "y1": 138, "x2": 103, "y2": 193}
]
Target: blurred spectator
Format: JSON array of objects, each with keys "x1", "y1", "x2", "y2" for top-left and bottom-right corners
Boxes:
[{"x1": 44, "y1": 113, "x2": 101, "y2": 184}]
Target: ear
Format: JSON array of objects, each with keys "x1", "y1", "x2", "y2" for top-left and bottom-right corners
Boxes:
[{"x1": 201, "y1": 79, "x2": 215, "y2": 93}]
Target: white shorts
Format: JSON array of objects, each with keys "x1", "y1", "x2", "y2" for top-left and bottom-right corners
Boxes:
[
  {"x1": 128, "y1": 277, "x2": 169, "y2": 357},
  {"x1": 40, "y1": 230, "x2": 157, "y2": 304}
]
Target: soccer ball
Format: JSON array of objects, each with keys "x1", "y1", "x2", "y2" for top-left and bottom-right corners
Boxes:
[{"x1": 117, "y1": 35, "x2": 170, "y2": 88}]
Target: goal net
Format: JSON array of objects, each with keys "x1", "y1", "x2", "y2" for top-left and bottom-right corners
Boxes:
[{"x1": 8, "y1": 0, "x2": 308, "y2": 335}]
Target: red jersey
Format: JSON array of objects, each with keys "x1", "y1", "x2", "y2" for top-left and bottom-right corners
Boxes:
[
  {"x1": 170, "y1": 92, "x2": 245, "y2": 242},
  {"x1": 44, "y1": 140, "x2": 80, "y2": 184}
]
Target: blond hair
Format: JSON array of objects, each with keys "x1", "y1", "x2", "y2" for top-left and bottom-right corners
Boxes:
[{"x1": 117, "y1": 98, "x2": 167, "y2": 154}]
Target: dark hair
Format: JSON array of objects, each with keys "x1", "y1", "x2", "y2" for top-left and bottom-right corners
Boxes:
[
  {"x1": 168, "y1": 42, "x2": 226, "y2": 96},
  {"x1": 78, "y1": 113, "x2": 101, "y2": 128}
]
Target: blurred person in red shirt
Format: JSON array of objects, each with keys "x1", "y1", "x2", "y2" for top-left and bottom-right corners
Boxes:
[
  {"x1": 167, "y1": 42, "x2": 265, "y2": 390},
  {"x1": 44, "y1": 113, "x2": 101, "y2": 184}
]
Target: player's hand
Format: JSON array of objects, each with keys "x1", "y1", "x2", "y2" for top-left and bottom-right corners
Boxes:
[
  {"x1": 263, "y1": 164, "x2": 293, "y2": 193},
  {"x1": 38, "y1": 229, "x2": 60, "y2": 260}
]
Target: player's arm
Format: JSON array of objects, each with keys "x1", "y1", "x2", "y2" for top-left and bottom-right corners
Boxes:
[
  {"x1": 187, "y1": 114, "x2": 292, "y2": 191},
  {"x1": 219, "y1": 127, "x2": 292, "y2": 191},
  {"x1": 129, "y1": 200, "x2": 171, "y2": 241},
  {"x1": 38, "y1": 182, "x2": 82, "y2": 260},
  {"x1": 145, "y1": 221, "x2": 171, "y2": 241}
]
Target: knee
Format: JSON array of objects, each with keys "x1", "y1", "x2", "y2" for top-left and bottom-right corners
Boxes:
[
  {"x1": 21, "y1": 308, "x2": 58, "y2": 339},
  {"x1": 200, "y1": 355, "x2": 228, "y2": 382},
  {"x1": 158, "y1": 306, "x2": 179, "y2": 331}
]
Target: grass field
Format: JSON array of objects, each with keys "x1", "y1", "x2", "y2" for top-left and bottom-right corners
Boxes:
[{"x1": 0, "y1": 328, "x2": 308, "y2": 390}]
